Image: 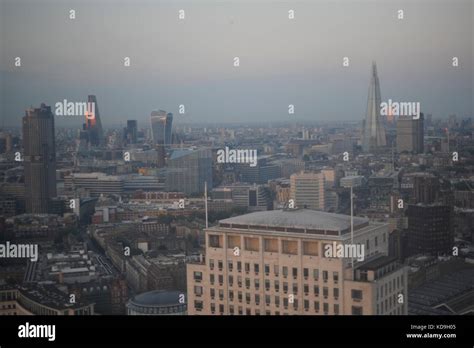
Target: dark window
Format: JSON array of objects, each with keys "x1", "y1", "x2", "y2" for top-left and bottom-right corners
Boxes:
[
  {"x1": 352, "y1": 306, "x2": 363, "y2": 315},
  {"x1": 209, "y1": 234, "x2": 221, "y2": 248},
  {"x1": 193, "y1": 271, "x2": 202, "y2": 281},
  {"x1": 351, "y1": 289, "x2": 363, "y2": 301}
]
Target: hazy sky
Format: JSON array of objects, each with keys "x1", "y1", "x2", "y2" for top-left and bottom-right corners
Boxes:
[{"x1": 0, "y1": 0, "x2": 472, "y2": 128}]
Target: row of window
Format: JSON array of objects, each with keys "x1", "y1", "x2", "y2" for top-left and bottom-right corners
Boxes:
[
  {"x1": 193, "y1": 273, "x2": 339, "y2": 288},
  {"x1": 376, "y1": 305, "x2": 404, "y2": 315},
  {"x1": 209, "y1": 234, "x2": 387, "y2": 254},
  {"x1": 209, "y1": 235, "x2": 320, "y2": 255},
  {"x1": 377, "y1": 293, "x2": 403, "y2": 314},
  {"x1": 365, "y1": 233, "x2": 386, "y2": 250},
  {"x1": 202, "y1": 274, "x2": 341, "y2": 295},
  {"x1": 376, "y1": 276, "x2": 404, "y2": 300},
  {"x1": 207, "y1": 262, "x2": 339, "y2": 283},
  {"x1": 193, "y1": 301, "x2": 366, "y2": 315},
  {"x1": 194, "y1": 286, "x2": 341, "y2": 302}
]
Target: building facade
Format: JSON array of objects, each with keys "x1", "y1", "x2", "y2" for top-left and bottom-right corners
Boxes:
[
  {"x1": 407, "y1": 204, "x2": 454, "y2": 256},
  {"x1": 166, "y1": 148, "x2": 212, "y2": 195},
  {"x1": 187, "y1": 209, "x2": 407, "y2": 315},
  {"x1": 150, "y1": 110, "x2": 173, "y2": 147},
  {"x1": 83, "y1": 95, "x2": 104, "y2": 147},
  {"x1": 397, "y1": 114, "x2": 424, "y2": 154},
  {"x1": 0, "y1": 285, "x2": 94, "y2": 315},
  {"x1": 290, "y1": 172, "x2": 325, "y2": 210},
  {"x1": 22, "y1": 103, "x2": 57, "y2": 214}
]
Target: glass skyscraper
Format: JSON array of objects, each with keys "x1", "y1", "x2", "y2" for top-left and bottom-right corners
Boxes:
[
  {"x1": 151, "y1": 110, "x2": 173, "y2": 147},
  {"x1": 83, "y1": 94, "x2": 104, "y2": 147}
]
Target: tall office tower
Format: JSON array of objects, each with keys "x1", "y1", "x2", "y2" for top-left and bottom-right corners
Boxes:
[
  {"x1": 126, "y1": 120, "x2": 138, "y2": 144},
  {"x1": 0, "y1": 132, "x2": 13, "y2": 153},
  {"x1": 187, "y1": 209, "x2": 407, "y2": 315},
  {"x1": 424, "y1": 114, "x2": 433, "y2": 128},
  {"x1": 165, "y1": 113, "x2": 173, "y2": 146},
  {"x1": 412, "y1": 173, "x2": 438, "y2": 204},
  {"x1": 151, "y1": 111, "x2": 172, "y2": 166},
  {"x1": 166, "y1": 148, "x2": 212, "y2": 195},
  {"x1": 407, "y1": 204, "x2": 453, "y2": 256},
  {"x1": 83, "y1": 95, "x2": 104, "y2": 147},
  {"x1": 290, "y1": 171, "x2": 325, "y2": 210},
  {"x1": 362, "y1": 62, "x2": 386, "y2": 152},
  {"x1": 22, "y1": 103, "x2": 57, "y2": 213},
  {"x1": 150, "y1": 110, "x2": 173, "y2": 147},
  {"x1": 396, "y1": 113, "x2": 424, "y2": 154},
  {"x1": 156, "y1": 145, "x2": 166, "y2": 168}
]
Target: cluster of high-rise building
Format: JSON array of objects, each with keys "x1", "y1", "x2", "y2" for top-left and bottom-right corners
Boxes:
[{"x1": 362, "y1": 62, "x2": 424, "y2": 155}]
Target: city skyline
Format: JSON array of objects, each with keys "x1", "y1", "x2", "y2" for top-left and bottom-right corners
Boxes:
[
  {"x1": 1, "y1": 0, "x2": 472, "y2": 127},
  {"x1": 1, "y1": 1, "x2": 474, "y2": 343}
]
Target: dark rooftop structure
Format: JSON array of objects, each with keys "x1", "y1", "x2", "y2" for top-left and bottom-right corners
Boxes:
[
  {"x1": 132, "y1": 290, "x2": 182, "y2": 307},
  {"x1": 18, "y1": 284, "x2": 91, "y2": 310},
  {"x1": 408, "y1": 268, "x2": 474, "y2": 315},
  {"x1": 126, "y1": 290, "x2": 186, "y2": 315}
]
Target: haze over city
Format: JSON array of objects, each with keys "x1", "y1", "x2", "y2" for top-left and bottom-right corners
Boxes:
[
  {"x1": 1, "y1": 0, "x2": 472, "y2": 127},
  {"x1": 1, "y1": 1, "x2": 474, "y2": 345}
]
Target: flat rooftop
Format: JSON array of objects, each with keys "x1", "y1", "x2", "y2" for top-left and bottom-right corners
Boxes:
[
  {"x1": 218, "y1": 209, "x2": 370, "y2": 235},
  {"x1": 408, "y1": 268, "x2": 474, "y2": 315},
  {"x1": 358, "y1": 255, "x2": 399, "y2": 271}
]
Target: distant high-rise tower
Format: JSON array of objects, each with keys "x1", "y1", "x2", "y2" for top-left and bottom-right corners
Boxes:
[
  {"x1": 363, "y1": 62, "x2": 386, "y2": 152},
  {"x1": 83, "y1": 95, "x2": 104, "y2": 147},
  {"x1": 22, "y1": 103, "x2": 57, "y2": 213},
  {"x1": 397, "y1": 113, "x2": 424, "y2": 154},
  {"x1": 150, "y1": 110, "x2": 173, "y2": 147},
  {"x1": 125, "y1": 120, "x2": 138, "y2": 144}
]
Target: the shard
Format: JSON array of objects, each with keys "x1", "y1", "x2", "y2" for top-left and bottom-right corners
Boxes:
[{"x1": 362, "y1": 62, "x2": 386, "y2": 152}]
